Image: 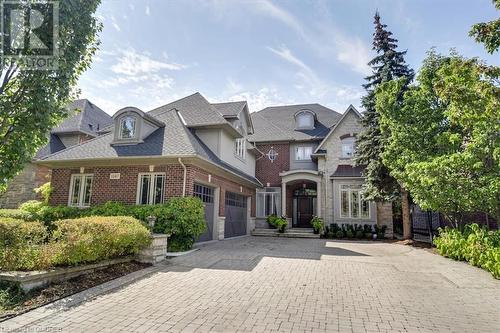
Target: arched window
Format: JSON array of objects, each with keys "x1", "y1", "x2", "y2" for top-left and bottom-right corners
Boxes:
[
  {"x1": 295, "y1": 111, "x2": 314, "y2": 129},
  {"x1": 119, "y1": 116, "x2": 137, "y2": 139}
]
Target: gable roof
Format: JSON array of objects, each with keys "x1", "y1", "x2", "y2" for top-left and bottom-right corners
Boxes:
[
  {"x1": 248, "y1": 103, "x2": 342, "y2": 143},
  {"x1": 40, "y1": 106, "x2": 261, "y2": 186},
  {"x1": 148, "y1": 92, "x2": 228, "y2": 127},
  {"x1": 314, "y1": 105, "x2": 362, "y2": 153},
  {"x1": 51, "y1": 99, "x2": 112, "y2": 135},
  {"x1": 211, "y1": 101, "x2": 246, "y2": 117}
]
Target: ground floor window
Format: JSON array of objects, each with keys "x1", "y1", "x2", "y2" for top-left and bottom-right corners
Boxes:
[
  {"x1": 69, "y1": 174, "x2": 93, "y2": 207},
  {"x1": 340, "y1": 184, "x2": 369, "y2": 218},
  {"x1": 256, "y1": 187, "x2": 281, "y2": 217},
  {"x1": 137, "y1": 173, "x2": 165, "y2": 205}
]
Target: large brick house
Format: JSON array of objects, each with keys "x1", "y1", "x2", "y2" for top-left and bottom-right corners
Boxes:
[
  {"x1": 37, "y1": 92, "x2": 393, "y2": 241},
  {"x1": 0, "y1": 100, "x2": 112, "y2": 208}
]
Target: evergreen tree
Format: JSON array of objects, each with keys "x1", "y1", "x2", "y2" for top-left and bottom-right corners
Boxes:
[{"x1": 355, "y1": 12, "x2": 414, "y2": 238}]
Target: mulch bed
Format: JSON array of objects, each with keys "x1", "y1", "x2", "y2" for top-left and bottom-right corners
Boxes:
[
  {"x1": 393, "y1": 239, "x2": 438, "y2": 254},
  {"x1": 0, "y1": 261, "x2": 150, "y2": 321}
]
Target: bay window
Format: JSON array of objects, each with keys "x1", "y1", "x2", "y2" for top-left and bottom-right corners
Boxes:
[
  {"x1": 339, "y1": 184, "x2": 369, "y2": 218},
  {"x1": 256, "y1": 188, "x2": 281, "y2": 217},
  {"x1": 69, "y1": 174, "x2": 93, "y2": 207},
  {"x1": 137, "y1": 173, "x2": 165, "y2": 205}
]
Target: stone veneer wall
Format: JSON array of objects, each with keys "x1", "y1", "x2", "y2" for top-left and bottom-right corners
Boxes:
[{"x1": 0, "y1": 163, "x2": 51, "y2": 208}]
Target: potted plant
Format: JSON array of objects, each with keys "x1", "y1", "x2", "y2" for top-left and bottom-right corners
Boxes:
[
  {"x1": 269, "y1": 215, "x2": 288, "y2": 233},
  {"x1": 266, "y1": 215, "x2": 278, "y2": 229},
  {"x1": 363, "y1": 224, "x2": 373, "y2": 239},
  {"x1": 311, "y1": 216, "x2": 323, "y2": 234}
]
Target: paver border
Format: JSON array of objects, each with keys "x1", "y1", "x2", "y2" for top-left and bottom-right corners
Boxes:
[{"x1": 0, "y1": 263, "x2": 167, "y2": 330}]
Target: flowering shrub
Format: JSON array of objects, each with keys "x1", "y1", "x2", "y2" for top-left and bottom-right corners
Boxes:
[{"x1": 434, "y1": 224, "x2": 500, "y2": 279}]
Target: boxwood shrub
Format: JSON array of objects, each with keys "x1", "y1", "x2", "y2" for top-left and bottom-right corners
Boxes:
[{"x1": 434, "y1": 224, "x2": 500, "y2": 279}]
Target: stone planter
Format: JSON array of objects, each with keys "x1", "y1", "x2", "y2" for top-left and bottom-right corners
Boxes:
[
  {"x1": 137, "y1": 234, "x2": 169, "y2": 265},
  {"x1": 0, "y1": 257, "x2": 133, "y2": 292}
]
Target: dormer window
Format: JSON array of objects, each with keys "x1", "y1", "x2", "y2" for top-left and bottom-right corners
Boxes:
[
  {"x1": 295, "y1": 110, "x2": 315, "y2": 130},
  {"x1": 119, "y1": 116, "x2": 137, "y2": 139}
]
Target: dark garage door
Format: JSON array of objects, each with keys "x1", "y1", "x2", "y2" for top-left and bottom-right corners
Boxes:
[
  {"x1": 193, "y1": 184, "x2": 215, "y2": 242},
  {"x1": 224, "y1": 192, "x2": 247, "y2": 238}
]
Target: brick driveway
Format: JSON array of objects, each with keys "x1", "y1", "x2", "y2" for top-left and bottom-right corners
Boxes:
[{"x1": 2, "y1": 237, "x2": 499, "y2": 332}]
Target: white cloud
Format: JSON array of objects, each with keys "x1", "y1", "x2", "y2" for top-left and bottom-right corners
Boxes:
[
  {"x1": 111, "y1": 48, "x2": 188, "y2": 76},
  {"x1": 145, "y1": 5, "x2": 150, "y2": 16},
  {"x1": 129, "y1": 3, "x2": 135, "y2": 11},
  {"x1": 252, "y1": 1, "x2": 371, "y2": 76},
  {"x1": 227, "y1": 87, "x2": 292, "y2": 112},
  {"x1": 110, "y1": 15, "x2": 121, "y2": 31}
]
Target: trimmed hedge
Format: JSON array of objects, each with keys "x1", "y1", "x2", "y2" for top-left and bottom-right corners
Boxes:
[
  {"x1": 434, "y1": 224, "x2": 500, "y2": 279},
  {"x1": 0, "y1": 219, "x2": 48, "y2": 271},
  {"x1": 0, "y1": 216, "x2": 150, "y2": 271},
  {"x1": 4, "y1": 197, "x2": 206, "y2": 252},
  {"x1": 51, "y1": 216, "x2": 151, "y2": 266}
]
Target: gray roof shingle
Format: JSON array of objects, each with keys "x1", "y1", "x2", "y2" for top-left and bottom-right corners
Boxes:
[
  {"x1": 52, "y1": 99, "x2": 112, "y2": 135},
  {"x1": 148, "y1": 92, "x2": 228, "y2": 127},
  {"x1": 211, "y1": 101, "x2": 246, "y2": 117},
  {"x1": 248, "y1": 103, "x2": 342, "y2": 143}
]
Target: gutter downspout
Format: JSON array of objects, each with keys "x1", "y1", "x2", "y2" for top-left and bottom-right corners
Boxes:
[{"x1": 178, "y1": 157, "x2": 187, "y2": 197}]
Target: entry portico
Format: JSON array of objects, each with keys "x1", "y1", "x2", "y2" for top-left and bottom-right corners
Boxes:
[{"x1": 280, "y1": 170, "x2": 322, "y2": 228}]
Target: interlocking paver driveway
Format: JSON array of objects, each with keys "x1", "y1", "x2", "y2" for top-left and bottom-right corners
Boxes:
[{"x1": 2, "y1": 237, "x2": 499, "y2": 332}]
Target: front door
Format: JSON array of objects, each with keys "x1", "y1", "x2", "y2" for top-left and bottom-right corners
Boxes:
[
  {"x1": 297, "y1": 197, "x2": 314, "y2": 227},
  {"x1": 292, "y1": 188, "x2": 317, "y2": 228}
]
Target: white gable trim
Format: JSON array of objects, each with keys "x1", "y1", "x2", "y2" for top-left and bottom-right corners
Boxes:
[{"x1": 314, "y1": 105, "x2": 362, "y2": 154}]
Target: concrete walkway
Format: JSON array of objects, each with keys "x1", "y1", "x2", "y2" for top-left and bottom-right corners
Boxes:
[{"x1": 2, "y1": 237, "x2": 499, "y2": 332}]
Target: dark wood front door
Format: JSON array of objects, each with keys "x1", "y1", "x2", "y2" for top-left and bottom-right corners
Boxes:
[{"x1": 296, "y1": 197, "x2": 314, "y2": 228}]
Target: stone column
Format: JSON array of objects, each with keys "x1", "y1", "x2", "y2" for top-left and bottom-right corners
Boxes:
[
  {"x1": 316, "y1": 180, "x2": 322, "y2": 219},
  {"x1": 281, "y1": 181, "x2": 287, "y2": 217}
]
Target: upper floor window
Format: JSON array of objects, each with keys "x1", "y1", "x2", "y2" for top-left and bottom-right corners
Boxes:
[
  {"x1": 235, "y1": 138, "x2": 246, "y2": 160},
  {"x1": 69, "y1": 174, "x2": 93, "y2": 207},
  {"x1": 119, "y1": 116, "x2": 137, "y2": 139},
  {"x1": 295, "y1": 111, "x2": 314, "y2": 130},
  {"x1": 295, "y1": 146, "x2": 312, "y2": 161},
  {"x1": 341, "y1": 137, "x2": 356, "y2": 158}
]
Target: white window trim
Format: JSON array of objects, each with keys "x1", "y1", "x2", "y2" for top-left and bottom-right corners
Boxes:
[
  {"x1": 136, "y1": 172, "x2": 166, "y2": 205},
  {"x1": 341, "y1": 137, "x2": 356, "y2": 159},
  {"x1": 234, "y1": 138, "x2": 246, "y2": 161},
  {"x1": 119, "y1": 115, "x2": 137, "y2": 140},
  {"x1": 339, "y1": 184, "x2": 370, "y2": 219},
  {"x1": 295, "y1": 146, "x2": 313, "y2": 161},
  {"x1": 256, "y1": 188, "x2": 281, "y2": 218},
  {"x1": 68, "y1": 174, "x2": 93, "y2": 207},
  {"x1": 295, "y1": 112, "x2": 314, "y2": 130}
]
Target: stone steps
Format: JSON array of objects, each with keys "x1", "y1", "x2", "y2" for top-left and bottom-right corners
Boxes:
[{"x1": 251, "y1": 228, "x2": 320, "y2": 239}]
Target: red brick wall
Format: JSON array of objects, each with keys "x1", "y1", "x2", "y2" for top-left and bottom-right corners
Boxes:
[
  {"x1": 189, "y1": 166, "x2": 255, "y2": 216},
  {"x1": 49, "y1": 163, "x2": 256, "y2": 217},
  {"x1": 255, "y1": 143, "x2": 290, "y2": 187}
]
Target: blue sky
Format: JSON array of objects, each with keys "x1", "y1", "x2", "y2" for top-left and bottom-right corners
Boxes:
[{"x1": 78, "y1": 0, "x2": 499, "y2": 114}]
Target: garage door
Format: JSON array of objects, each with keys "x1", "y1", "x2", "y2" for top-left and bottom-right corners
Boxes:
[
  {"x1": 193, "y1": 184, "x2": 215, "y2": 242},
  {"x1": 224, "y1": 191, "x2": 247, "y2": 238}
]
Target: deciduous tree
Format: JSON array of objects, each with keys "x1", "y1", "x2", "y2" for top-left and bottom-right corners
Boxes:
[{"x1": 0, "y1": 0, "x2": 101, "y2": 191}]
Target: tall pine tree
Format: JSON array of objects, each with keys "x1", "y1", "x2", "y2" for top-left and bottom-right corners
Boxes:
[{"x1": 355, "y1": 12, "x2": 414, "y2": 238}]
